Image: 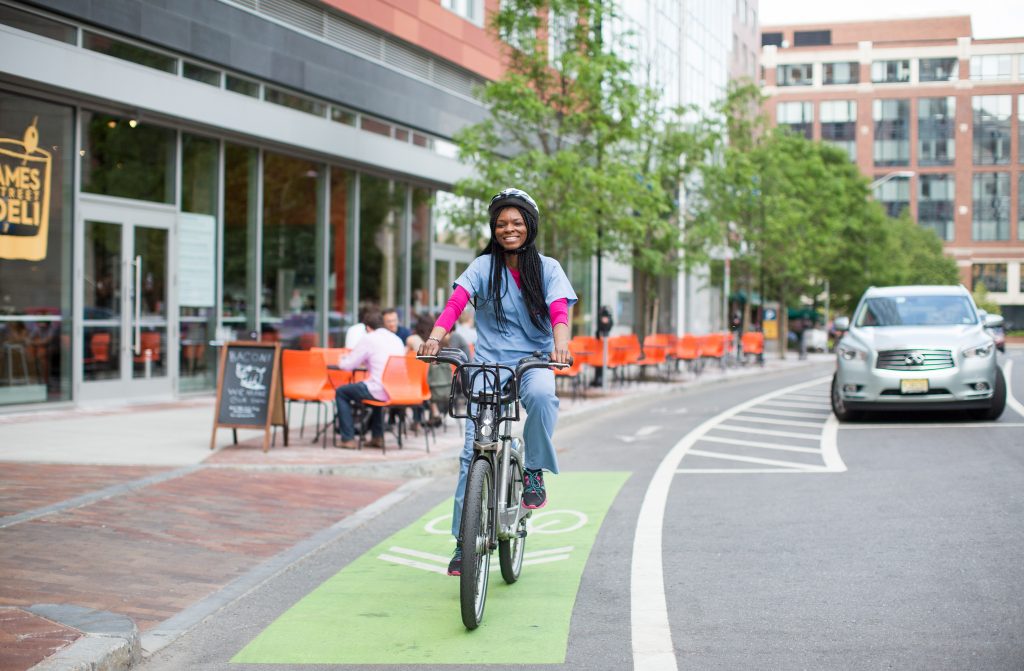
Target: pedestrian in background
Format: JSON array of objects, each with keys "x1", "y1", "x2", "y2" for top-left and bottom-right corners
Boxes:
[
  {"x1": 590, "y1": 305, "x2": 613, "y2": 387},
  {"x1": 333, "y1": 309, "x2": 404, "y2": 449}
]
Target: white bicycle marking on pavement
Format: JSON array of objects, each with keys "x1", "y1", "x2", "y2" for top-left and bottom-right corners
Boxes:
[
  {"x1": 631, "y1": 375, "x2": 839, "y2": 671},
  {"x1": 378, "y1": 544, "x2": 576, "y2": 573},
  {"x1": 423, "y1": 509, "x2": 589, "y2": 536}
]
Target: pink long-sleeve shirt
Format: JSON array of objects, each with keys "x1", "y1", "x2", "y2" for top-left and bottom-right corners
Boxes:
[
  {"x1": 336, "y1": 327, "x2": 405, "y2": 400},
  {"x1": 435, "y1": 269, "x2": 569, "y2": 332}
]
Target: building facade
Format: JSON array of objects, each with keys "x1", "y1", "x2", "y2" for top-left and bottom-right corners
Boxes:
[
  {"x1": 761, "y1": 16, "x2": 1024, "y2": 325},
  {"x1": 0, "y1": 0, "x2": 504, "y2": 410}
]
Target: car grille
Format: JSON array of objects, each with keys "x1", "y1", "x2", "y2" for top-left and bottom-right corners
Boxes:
[{"x1": 875, "y1": 349, "x2": 954, "y2": 371}]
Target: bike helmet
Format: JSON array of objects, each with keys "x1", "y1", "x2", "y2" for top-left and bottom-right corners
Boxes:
[
  {"x1": 488, "y1": 188, "x2": 539, "y2": 252},
  {"x1": 488, "y1": 187, "x2": 539, "y2": 223}
]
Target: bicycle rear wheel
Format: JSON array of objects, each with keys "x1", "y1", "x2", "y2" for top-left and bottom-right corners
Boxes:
[
  {"x1": 460, "y1": 458, "x2": 492, "y2": 629},
  {"x1": 499, "y1": 447, "x2": 526, "y2": 584}
]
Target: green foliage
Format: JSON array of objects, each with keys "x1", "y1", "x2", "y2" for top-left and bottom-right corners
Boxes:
[{"x1": 972, "y1": 283, "x2": 1002, "y2": 315}]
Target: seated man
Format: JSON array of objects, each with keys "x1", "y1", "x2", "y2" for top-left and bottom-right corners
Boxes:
[{"x1": 334, "y1": 309, "x2": 405, "y2": 449}]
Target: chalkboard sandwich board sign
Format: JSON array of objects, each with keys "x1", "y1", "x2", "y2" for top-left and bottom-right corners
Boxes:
[{"x1": 210, "y1": 341, "x2": 288, "y2": 453}]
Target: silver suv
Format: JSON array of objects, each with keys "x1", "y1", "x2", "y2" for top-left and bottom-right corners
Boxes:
[{"x1": 831, "y1": 285, "x2": 1005, "y2": 421}]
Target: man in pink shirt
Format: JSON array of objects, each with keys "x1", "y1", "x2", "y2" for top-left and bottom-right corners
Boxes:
[{"x1": 334, "y1": 309, "x2": 405, "y2": 449}]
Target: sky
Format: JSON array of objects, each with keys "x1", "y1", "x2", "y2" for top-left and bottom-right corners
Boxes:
[{"x1": 759, "y1": 0, "x2": 1024, "y2": 40}]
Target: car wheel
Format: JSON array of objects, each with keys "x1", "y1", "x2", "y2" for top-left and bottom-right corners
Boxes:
[
  {"x1": 831, "y1": 374, "x2": 860, "y2": 422},
  {"x1": 974, "y1": 367, "x2": 1006, "y2": 421}
]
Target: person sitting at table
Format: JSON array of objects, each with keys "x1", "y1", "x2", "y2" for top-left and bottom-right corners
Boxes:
[
  {"x1": 382, "y1": 307, "x2": 412, "y2": 344},
  {"x1": 333, "y1": 309, "x2": 404, "y2": 449}
]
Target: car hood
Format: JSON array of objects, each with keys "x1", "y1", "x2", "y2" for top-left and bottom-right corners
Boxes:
[{"x1": 846, "y1": 325, "x2": 987, "y2": 351}]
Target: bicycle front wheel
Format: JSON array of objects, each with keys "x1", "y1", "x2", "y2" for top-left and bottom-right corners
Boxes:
[
  {"x1": 499, "y1": 447, "x2": 526, "y2": 584},
  {"x1": 460, "y1": 458, "x2": 492, "y2": 630}
]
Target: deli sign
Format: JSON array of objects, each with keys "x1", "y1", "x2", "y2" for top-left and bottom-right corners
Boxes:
[{"x1": 0, "y1": 118, "x2": 51, "y2": 261}]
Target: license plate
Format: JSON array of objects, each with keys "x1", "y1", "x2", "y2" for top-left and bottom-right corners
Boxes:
[{"x1": 900, "y1": 379, "x2": 929, "y2": 394}]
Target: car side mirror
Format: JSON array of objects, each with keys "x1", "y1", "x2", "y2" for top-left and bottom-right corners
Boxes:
[
  {"x1": 984, "y1": 313, "x2": 1004, "y2": 328},
  {"x1": 833, "y1": 316, "x2": 850, "y2": 332}
]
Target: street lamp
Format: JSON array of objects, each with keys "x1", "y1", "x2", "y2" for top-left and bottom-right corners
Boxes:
[{"x1": 869, "y1": 170, "x2": 915, "y2": 190}]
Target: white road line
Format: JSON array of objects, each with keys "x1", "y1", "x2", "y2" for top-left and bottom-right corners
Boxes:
[
  {"x1": 821, "y1": 413, "x2": 846, "y2": 472},
  {"x1": 713, "y1": 424, "x2": 821, "y2": 440},
  {"x1": 378, "y1": 554, "x2": 447, "y2": 575},
  {"x1": 524, "y1": 546, "x2": 574, "y2": 558},
  {"x1": 784, "y1": 393, "x2": 828, "y2": 400},
  {"x1": 1004, "y1": 360, "x2": 1024, "y2": 419},
  {"x1": 522, "y1": 555, "x2": 571, "y2": 566},
  {"x1": 677, "y1": 468, "x2": 812, "y2": 474},
  {"x1": 728, "y1": 415, "x2": 825, "y2": 428},
  {"x1": 686, "y1": 448, "x2": 827, "y2": 471},
  {"x1": 386, "y1": 546, "x2": 449, "y2": 564},
  {"x1": 840, "y1": 422, "x2": 1024, "y2": 430},
  {"x1": 631, "y1": 375, "x2": 833, "y2": 670},
  {"x1": 637, "y1": 425, "x2": 662, "y2": 437},
  {"x1": 760, "y1": 400, "x2": 831, "y2": 410},
  {"x1": 742, "y1": 407, "x2": 832, "y2": 419},
  {"x1": 699, "y1": 434, "x2": 821, "y2": 454}
]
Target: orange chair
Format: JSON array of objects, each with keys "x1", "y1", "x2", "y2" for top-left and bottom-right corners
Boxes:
[
  {"x1": 361, "y1": 355, "x2": 432, "y2": 453},
  {"x1": 133, "y1": 331, "x2": 162, "y2": 364},
  {"x1": 312, "y1": 347, "x2": 355, "y2": 389},
  {"x1": 741, "y1": 331, "x2": 765, "y2": 366},
  {"x1": 84, "y1": 332, "x2": 111, "y2": 366},
  {"x1": 282, "y1": 349, "x2": 335, "y2": 448},
  {"x1": 640, "y1": 334, "x2": 674, "y2": 380},
  {"x1": 674, "y1": 333, "x2": 702, "y2": 374},
  {"x1": 699, "y1": 333, "x2": 726, "y2": 369}
]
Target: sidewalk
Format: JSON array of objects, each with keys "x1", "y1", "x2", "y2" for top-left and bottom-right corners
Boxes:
[{"x1": 0, "y1": 353, "x2": 830, "y2": 670}]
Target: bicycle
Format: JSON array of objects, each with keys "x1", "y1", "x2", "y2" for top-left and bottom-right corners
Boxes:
[{"x1": 418, "y1": 348, "x2": 569, "y2": 630}]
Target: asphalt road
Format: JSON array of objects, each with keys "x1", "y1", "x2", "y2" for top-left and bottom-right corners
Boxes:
[{"x1": 141, "y1": 351, "x2": 1024, "y2": 670}]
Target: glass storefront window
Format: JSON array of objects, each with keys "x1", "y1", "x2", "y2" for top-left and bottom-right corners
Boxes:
[
  {"x1": 222, "y1": 143, "x2": 258, "y2": 338},
  {"x1": 359, "y1": 174, "x2": 405, "y2": 318},
  {"x1": 327, "y1": 166, "x2": 354, "y2": 347},
  {"x1": 0, "y1": 91, "x2": 74, "y2": 406},
  {"x1": 82, "y1": 221, "x2": 121, "y2": 382},
  {"x1": 410, "y1": 186, "x2": 432, "y2": 320},
  {"x1": 261, "y1": 151, "x2": 322, "y2": 349},
  {"x1": 81, "y1": 111, "x2": 176, "y2": 203},
  {"x1": 179, "y1": 134, "x2": 219, "y2": 392}
]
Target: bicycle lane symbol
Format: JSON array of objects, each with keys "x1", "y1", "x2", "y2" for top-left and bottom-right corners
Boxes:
[
  {"x1": 380, "y1": 509, "x2": 591, "y2": 573},
  {"x1": 423, "y1": 509, "x2": 589, "y2": 536}
]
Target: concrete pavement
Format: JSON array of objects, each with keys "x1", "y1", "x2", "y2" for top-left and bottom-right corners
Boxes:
[{"x1": 0, "y1": 353, "x2": 830, "y2": 671}]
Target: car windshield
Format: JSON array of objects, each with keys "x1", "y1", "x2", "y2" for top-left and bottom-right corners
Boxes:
[{"x1": 855, "y1": 295, "x2": 977, "y2": 327}]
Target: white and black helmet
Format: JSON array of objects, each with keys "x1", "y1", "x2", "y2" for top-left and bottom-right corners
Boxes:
[{"x1": 488, "y1": 187, "x2": 539, "y2": 223}]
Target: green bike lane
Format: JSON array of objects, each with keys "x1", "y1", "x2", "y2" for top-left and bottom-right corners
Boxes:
[{"x1": 233, "y1": 471, "x2": 629, "y2": 666}]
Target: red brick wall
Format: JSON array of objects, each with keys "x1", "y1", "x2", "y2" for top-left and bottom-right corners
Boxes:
[{"x1": 321, "y1": 0, "x2": 506, "y2": 80}]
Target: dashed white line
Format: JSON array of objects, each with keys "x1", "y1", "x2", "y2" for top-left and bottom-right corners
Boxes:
[
  {"x1": 728, "y1": 415, "x2": 825, "y2": 428},
  {"x1": 378, "y1": 554, "x2": 447, "y2": 574},
  {"x1": 759, "y1": 400, "x2": 830, "y2": 410},
  {"x1": 713, "y1": 424, "x2": 821, "y2": 440},
  {"x1": 742, "y1": 407, "x2": 832, "y2": 419},
  {"x1": 700, "y1": 434, "x2": 821, "y2": 454},
  {"x1": 685, "y1": 448, "x2": 827, "y2": 471}
]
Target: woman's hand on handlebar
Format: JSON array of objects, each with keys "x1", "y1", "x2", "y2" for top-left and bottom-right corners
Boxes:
[
  {"x1": 418, "y1": 337, "x2": 441, "y2": 358},
  {"x1": 550, "y1": 343, "x2": 572, "y2": 365}
]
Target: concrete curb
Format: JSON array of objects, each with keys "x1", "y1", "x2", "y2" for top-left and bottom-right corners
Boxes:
[{"x1": 27, "y1": 604, "x2": 139, "y2": 671}]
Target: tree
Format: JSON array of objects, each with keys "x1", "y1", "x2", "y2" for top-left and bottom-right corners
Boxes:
[{"x1": 448, "y1": 0, "x2": 707, "y2": 338}]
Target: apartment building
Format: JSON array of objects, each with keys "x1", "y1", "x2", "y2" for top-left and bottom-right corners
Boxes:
[{"x1": 761, "y1": 16, "x2": 1024, "y2": 325}]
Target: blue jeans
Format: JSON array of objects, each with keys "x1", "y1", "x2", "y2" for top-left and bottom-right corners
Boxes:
[
  {"x1": 334, "y1": 382, "x2": 382, "y2": 441},
  {"x1": 451, "y1": 367, "x2": 559, "y2": 538}
]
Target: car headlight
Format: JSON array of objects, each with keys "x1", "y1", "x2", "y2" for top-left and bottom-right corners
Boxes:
[
  {"x1": 837, "y1": 344, "x2": 867, "y2": 361},
  {"x1": 961, "y1": 342, "x2": 994, "y2": 358}
]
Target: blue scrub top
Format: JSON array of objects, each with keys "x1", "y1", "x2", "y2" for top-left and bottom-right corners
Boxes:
[{"x1": 454, "y1": 253, "x2": 577, "y2": 365}]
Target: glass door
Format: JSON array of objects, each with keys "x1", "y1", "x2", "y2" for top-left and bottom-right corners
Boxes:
[{"x1": 79, "y1": 200, "x2": 175, "y2": 401}]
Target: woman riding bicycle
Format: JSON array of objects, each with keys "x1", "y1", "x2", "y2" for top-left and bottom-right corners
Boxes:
[{"x1": 418, "y1": 188, "x2": 576, "y2": 576}]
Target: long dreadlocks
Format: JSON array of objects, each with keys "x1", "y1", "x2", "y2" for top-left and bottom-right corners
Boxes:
[{"x1": 477, "y1": 205, "x2": 549, "y2": 334}]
